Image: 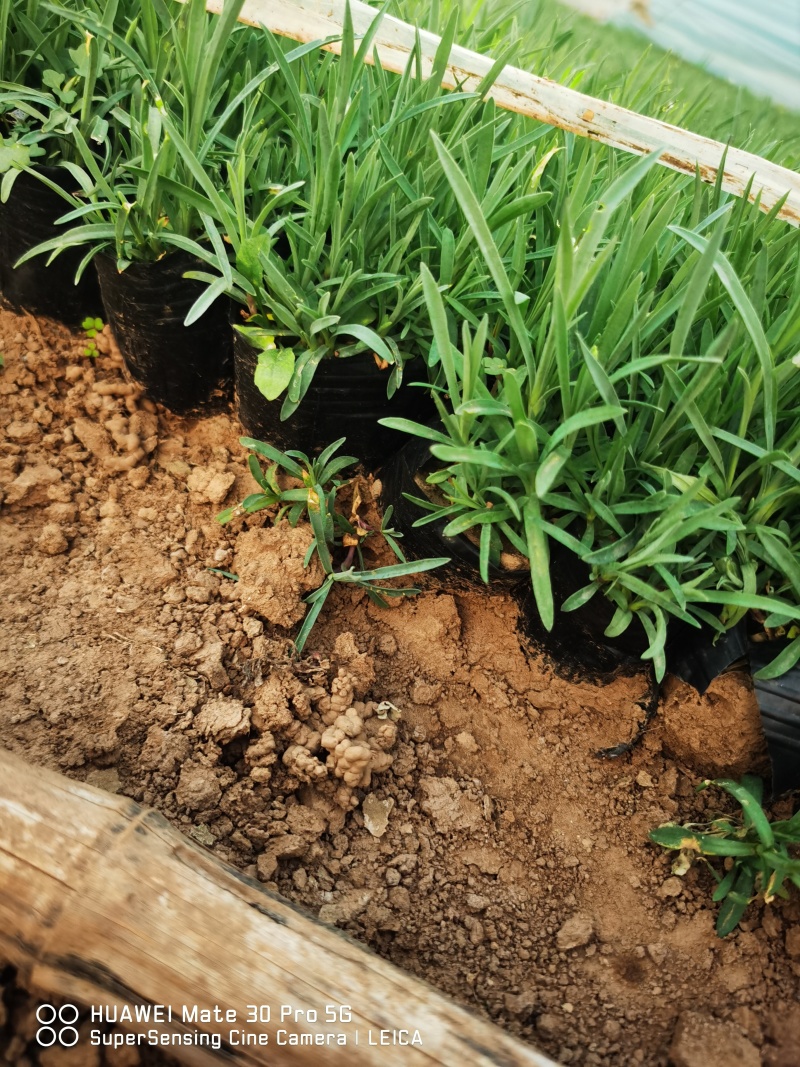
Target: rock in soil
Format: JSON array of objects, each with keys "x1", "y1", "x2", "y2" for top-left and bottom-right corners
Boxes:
[{"x1": 556, "y1": 914, "x2": 595, "y2": 951}]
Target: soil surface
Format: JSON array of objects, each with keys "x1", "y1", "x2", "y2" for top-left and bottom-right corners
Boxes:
[{"x1": 1, "y1": 306, "x2": 799, "y2": 1067}]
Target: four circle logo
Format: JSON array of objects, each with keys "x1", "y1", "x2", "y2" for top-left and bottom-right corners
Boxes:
[{"x1": 35, "y1": 1004, "x2": 80, "y2": 1048}]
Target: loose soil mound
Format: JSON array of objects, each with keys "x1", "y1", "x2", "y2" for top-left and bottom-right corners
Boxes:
[{"x1": 0, "y1": 307, "x2": 798, "y2": 1067}]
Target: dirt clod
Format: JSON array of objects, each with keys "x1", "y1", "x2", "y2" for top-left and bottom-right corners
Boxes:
[
  {"x1": 556, "y1": 914, "x2": 595, "y2": 951},
  {"x1": 658, "y1": 876, "x2": 685, "y2": 899},
  {"x1": 669, "y1": 1011, "x2": 761, "y2": 1067},
  {"x1": 194, "y1": 697, "x2": 250, "y2": 743},
  {"x1": 234, "y1": 523, "x2": 323, "y2": 626},
  {"x1": 176, "y1": 762, "x2": 223, "y2": 811},
  {"x1": 36, "y1": 522, "x2": 69, "y2": 555},
  {"x1": 187, "y1": 466, "x2": 235, "y2": 505},
  {"x1": 2, "y1": 462, "x2": 61, "y2": 506},
  {"x1": 419, "y1": 776, "x2": 484, "y2": 832},
  {"x1": 660, "y1": 673, "x2": 769, "y2": 777},
  {"x1": 318, "y1": 889, "x2": 374, "y2": 926},
  {"x1": 362, "y1": 793, "x2": 394, "y2": 837}
]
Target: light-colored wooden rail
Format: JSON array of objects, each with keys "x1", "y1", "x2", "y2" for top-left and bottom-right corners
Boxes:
[
  {"x1": 0, "y1": 748, "x2": 559, "y2": 1067},
  {"x1": 207, "y1": 0, "x2": 800, "y2": 226}
]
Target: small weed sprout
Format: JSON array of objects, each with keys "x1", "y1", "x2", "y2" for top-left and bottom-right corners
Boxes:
[
  {"x1": 650, "y1": 775, "x2": 800, "y2": 937},
  {"x1": 82, "y1": 316, "x2": 104, "y2": 357},
  {"x1": 219, "y1": 436, "x2": 448, "y2": 651}
]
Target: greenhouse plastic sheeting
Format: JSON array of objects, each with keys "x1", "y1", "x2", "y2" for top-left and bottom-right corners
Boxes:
[{"x1": 566, "y1": 0, "x2": 800, "y2": 109}]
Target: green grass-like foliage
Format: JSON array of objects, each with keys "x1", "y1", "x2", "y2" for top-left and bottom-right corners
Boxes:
[
  {"x1": 6, "y1": 0, "x2": 313, "y2": 267},
  {"x1": 175, "y1": 2, "x2": 547, "y2": 411},
  {"x1": 0, "y1": 0, "x2": 128, "y2": 200},
  {"x1": 2, "y1": 0, "x2": 798, "y2": 676},
  {"x1": 381, "y1": 132, "x2": 800, "y2": 680},
  {"x1": 218, "y1": 436, "x2": 448, "y2": 652},
  {"x1": 650, "y1": 776, "x2": 800, "y2": 938},
  {"x1": 392, "y1": 0, "x2": 800, "y2": 166}
]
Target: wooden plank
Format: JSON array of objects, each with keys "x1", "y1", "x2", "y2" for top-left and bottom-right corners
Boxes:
[
  {"x1": 0, "y1": 748, "x2": 560, "y2": 1067},
  {"x1": 208, "y1": 0, "x2": 800, "y2": 226}
]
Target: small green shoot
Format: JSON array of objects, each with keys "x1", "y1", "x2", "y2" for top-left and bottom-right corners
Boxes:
[
  {"x1": 221, "y1": 436, "x2": 448, "y2": 652},
  {"x1": 82, "y1": 315, "x2": 104, "y2": 357},
  {"x1": 216, "y1": 435, "x2": 359, "y2": 527},
  {"x1": 294, "y1": 486, "x2": 448, "y2": 654},
  {"x1": 650, "y1": 776, "x2": 800, "y2": 937},
  {"x1": 207, "y1": 567, "x2": 238, "y2": 581}
]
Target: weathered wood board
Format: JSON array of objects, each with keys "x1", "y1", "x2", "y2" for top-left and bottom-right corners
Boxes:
[
  {"x1": 0, "y1": 748, "x2": 559, "y2": 1067},
  {"x1": 201, "y1": 0, "x2": 800, "y2": 225}
]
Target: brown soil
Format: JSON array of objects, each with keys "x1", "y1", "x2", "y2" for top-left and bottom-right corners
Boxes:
[{"x1": 0, "y1": 306, "x2": 799, "y2": 1067}]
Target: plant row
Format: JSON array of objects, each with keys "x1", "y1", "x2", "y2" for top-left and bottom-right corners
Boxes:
[{"x1": 1, "y1": 0, "x2": 799, "y2": 679}]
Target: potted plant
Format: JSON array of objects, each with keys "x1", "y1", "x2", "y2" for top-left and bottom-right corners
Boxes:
[
  {"x1": 185, "y1": 13, "x2": 449, "y2": 462},
  {"x1": 12, "y1": 0, "x2": 293, "y2": 412},
  {"x1": 0, "y1": 0, "x2": 123, "y2": 322},
  {"x1": 381, "y1": 138, "x2": 800, "y2": 681},
  {"x1": 173, "y1": 6, "x2": 549, "y2": 464}
]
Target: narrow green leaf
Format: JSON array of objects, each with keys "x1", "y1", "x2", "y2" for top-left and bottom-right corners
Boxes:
[
  {"x1": 362, "y1": 557, "x2": 450, "y2": 581},
  {"x1": 524, "y1": 499, "x2": 553, "y2": 630},
  {"x1": 752, "y1": 637, "x2": 800, "y2": 680},
  {"x1": 716, "y1": 867, "x2": 755, "y2": 937},
  {"x1": 670, "y1": 224, "x2": 776, "y2": 449},
  {"x1": 430, "y1": 132, "x2": 534, "y2": 377},
  {"x1": 295, "y1": 579, "x2": 334, "y2": 653},
  {"x1": 710, "y1": 779, "x2": 775, "y2": 848},
  {"x1": 241, "y1": 438, "x2": 304, "y2": 478},
  {"x1": 549, "y1": 405, "x2": 625, "y2": 449},
  {"x1": 430, "y1": 444, "x2": 517, "y2": 473}
]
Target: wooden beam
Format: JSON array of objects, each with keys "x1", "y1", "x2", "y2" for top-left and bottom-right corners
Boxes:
[
  {"x1": 209, "y1": 0, "x2": 800, "y2": 226},
  {"x1": 0, "y1": 748, "x2": 559, "y2": 1067}
]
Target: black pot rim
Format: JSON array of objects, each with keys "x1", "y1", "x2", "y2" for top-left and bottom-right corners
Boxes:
[{"x1": 232, "y1": 329, "x2": 431, "y2": 469}]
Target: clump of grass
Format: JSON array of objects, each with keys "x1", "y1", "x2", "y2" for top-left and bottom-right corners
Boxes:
[
  {"x1": 383, "y1": 130, "x2": 800, "y2": 679},
  {"x1": 172, "y1": 3, "x2": 546, "y2": 412},
  {"x1": 219, "y1": 436, "x2": 448, "y2": 652},
  {"x1": 8, "y1": 0, "x2": 316, "y2": 270},
  {"x1": 392, "y1": 0, "x2": 800, "y2": 166},
  {"x1": 4, "y1": 0, "x2": 797, "y2": 688},
  {"x1": 650, "y1": 776, "x2": 800, "y2": 937}
]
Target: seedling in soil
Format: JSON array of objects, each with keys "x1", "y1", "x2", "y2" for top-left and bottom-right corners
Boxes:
[
  {"x1": 216, "y1": 435, "x2": 360, "y2": 527},
  {"x1": 650, "y1": 775, "x2": 800, "y2": 937},
  {"x1": 82, "y1": 316, "x2": 104, "y2": 357},
  {"x1": 220, "y1": 436, "x2": 448, "y2": 652},
  {"x1": 296, "y1": 486, "x2": 448, "y2": 654},
  {"x1": 207, "y1": 567, "x2": 238, "y2": 582}
]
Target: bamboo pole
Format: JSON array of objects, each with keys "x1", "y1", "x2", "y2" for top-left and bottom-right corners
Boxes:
[
  {"x1": 209, "y1": 0, "x2": 800, "y2": 226},
  {"x1": 0, "y1": 748, "x2": 559, "y2": 1067}
]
